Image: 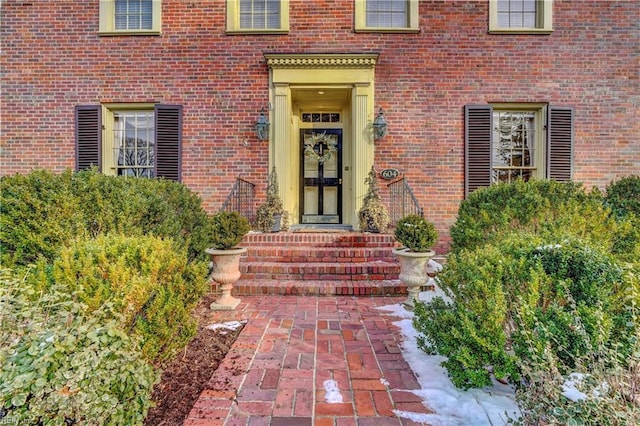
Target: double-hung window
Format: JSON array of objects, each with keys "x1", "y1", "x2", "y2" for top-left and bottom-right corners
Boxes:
[
  {"x1": 489, "y1": 0, "x2": 553, "y2": 34},
  {"x1": 226, "y1": 0, "x2": 289, "y2": 34},
  {"x1": 99, "y1": 0, "x2": 162, "y2": 35},
  {"x1": 75, "y1": 104, "x2": 182, "y2": 181},
  {"x1": 465, "y1": 104, "x2": 573, "y2": 196},
  {"x1": 355, "y1": 0, "x2": 419, "y2": 33}
]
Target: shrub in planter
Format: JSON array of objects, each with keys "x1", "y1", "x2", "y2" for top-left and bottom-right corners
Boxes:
[
  {"x1": 394, "y1": 214, "x2": 438, "y2": 252},
  {"x1": 209, "y1": 211, "x2": 251, "y2": 250},
  {"x1": 48, "y1": 233, "x2": 208, "y2": 364},
  {"x1": 255, "y1": 167, "x2": 289, "y2": 232},
  {"x1": 359, "y1": 166, "x2": 390, "y2": 233},
  {"x1": 0, "y1": 270, "x2": 158, "y2": 425}
]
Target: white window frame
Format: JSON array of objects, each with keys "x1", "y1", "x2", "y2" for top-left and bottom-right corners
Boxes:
[
  {"x1": 102, "y1": 103, "x2": 156, "y2": 177},
  {"x1": 489, "y1": 0, "x2": 553, "y2": 34},
  {"x1": 226, "y1": 0, "x2": 290, "y2": 34},
  {"x1": 354, "y1": 0, "x2": 419, "y2": 33},
  {"x1": 491, "y1": 103, "x2": 547, "y2": 183},
  {"x1": 99, "y1": 0, "x2": 162, "y2": 36}
]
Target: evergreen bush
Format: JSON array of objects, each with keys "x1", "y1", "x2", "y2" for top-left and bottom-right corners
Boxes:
[
  {"x1": 0, "y1": 269, "x2": 158, "y2": 425},
  {"x1": 0, "y1": 169, "x2": 212, "y2": 268},
  {"x1": 209, "y1": 211, "x2": 251, "y2": 250},
  {"x1": 255, "y1": 167, "x2": 289, "y2": 232},
  {"x1": 394, "y1": 214, "x2": 438, "y2": 252},
  {"x1": 414, "y1": 234, "x2": 633, "y2": 390},
  {"x1": 605, "y1": 174, "x2": 640, "y2": 219},
  {"x1": 358, "y1": 166, "x2": 390, "y2": 233},
  {"x1": 47, "y1": 233, "x2": 208, "y2": 364},
  {"x1": 450, "y1": 179, "x2": 608, "y2": 252}
]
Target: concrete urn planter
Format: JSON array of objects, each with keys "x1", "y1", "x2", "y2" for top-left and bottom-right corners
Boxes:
[
  {"x1": 207, "y1": 247, "x2": 247, "y2": 311},
  {"x1": 393, "y1": 247, "x2": 435, "y2": 308}
]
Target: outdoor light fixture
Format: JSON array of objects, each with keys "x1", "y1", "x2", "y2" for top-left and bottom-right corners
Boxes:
[
  {"x1": 373, "y1": 107, "x2": 388, "y2": 141},
  {"x1": 255, "y1": 107, "x2": 270, "y2": 141}
]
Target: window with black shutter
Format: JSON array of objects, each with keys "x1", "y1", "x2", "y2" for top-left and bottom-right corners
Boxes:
[
  {"x1": 75, "y1": 103, "x2": 182, "y2": 182},
  {"x1": 464, "y1": 103, "x2": 574, "y2": 197}
]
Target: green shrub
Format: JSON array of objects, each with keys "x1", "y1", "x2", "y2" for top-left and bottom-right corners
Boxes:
[
  {"x1": 1, "y1": 169, "x2": 212, "y2": 268},
  {"x1": 511, "y1": 266, "x2": 640, "y2": 425},
  {"x1": 210, "y1": 211, "x2": 250, "y2": 250},
  {"x1": 605, "y1": 175, "x2": 640, "y2": 219},
  {"x1": 450, "y1": 179, "x2": 610, "y2": 253},
  {"x1": 414, "y1": 234, "x2": 632, "y2": 390},
  {"x1": 0, "y1": 170, "x2": 84, "y2": 267},
  {"x1": 45, "y1": 233, "x2": 208, "y2": 364},
  {"x1": 0, "y1": 269, "x2": 159, "y2": 425},
  {"x1": 414, "y1": 239, "x2": 529, "y2": 388},
  {"x1": 394, "y1": 214, "x2": 438, "y2": 252}
]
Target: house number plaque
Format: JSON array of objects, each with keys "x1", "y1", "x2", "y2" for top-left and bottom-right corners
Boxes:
[{"x1": 380, "y1": 168, "x2": 400, "y2": 180}]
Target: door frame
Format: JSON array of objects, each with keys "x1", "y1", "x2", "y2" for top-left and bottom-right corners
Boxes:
[{"x1": 265, "y1": 53, "x2": 379, "y2": 230}]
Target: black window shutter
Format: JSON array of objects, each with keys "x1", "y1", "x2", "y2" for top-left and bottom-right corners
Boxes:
[
  {"x1": 75, "y1": 105, "x2": 101, "y2": 171},
  {"x1": 154, "y1": 104, "x2": 183, "y2": 182},
  {"x1": 464, "y1": 105, "x2": 493, "y2": 197},
  {"x1": 547, "y1": 106, "x2": 574, "y2": 182}
]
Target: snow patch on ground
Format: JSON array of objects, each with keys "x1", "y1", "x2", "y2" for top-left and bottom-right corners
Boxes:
[
  {"x1": 323, "y1": 379, "x2": 343, "y2": 403},
  {"x1": 206, "y1": 320, "x2": 247, "y2": 335},
  {"x1": 378, "y1": 282, "x2": 520, "y2": 425}
]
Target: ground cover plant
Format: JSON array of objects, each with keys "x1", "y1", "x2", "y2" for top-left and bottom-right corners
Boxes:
[
  {"x1": 415, "y1": 177, "x2": 640, "y2": 425},
  {"x1": 0, "y1": 169, "x2": 231, "y2": 424}
]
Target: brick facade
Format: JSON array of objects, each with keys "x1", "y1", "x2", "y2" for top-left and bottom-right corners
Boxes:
[{"x1": 1, "y1": 1, "x2": 638, "y2": 251}]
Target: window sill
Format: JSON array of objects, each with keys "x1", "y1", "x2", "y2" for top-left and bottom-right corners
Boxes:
[
  {"x1": 99, "y1": 30, "x2": 162, "y2": 36},
  {"x1": 488, "y1": 28, "x2": 553, "y2": 35},
  {"x1": 354, "y1": 27, "x2": 420, "y2": 34},
  {"x1": 226, "y1": 29, "x2": 289, "y2": 35}
]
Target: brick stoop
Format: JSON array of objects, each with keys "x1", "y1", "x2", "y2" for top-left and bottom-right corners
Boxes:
[{"x1": 215, "y1": 231, "x2": 406, "y2": 296}]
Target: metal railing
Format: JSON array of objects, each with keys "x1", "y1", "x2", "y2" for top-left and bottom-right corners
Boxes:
[
  {"x1": 386, "y1": 178, "x2": 424, "y2": 226},
  {"x1": 220, "y1": 177, "x2": 256, "y2": 223}
]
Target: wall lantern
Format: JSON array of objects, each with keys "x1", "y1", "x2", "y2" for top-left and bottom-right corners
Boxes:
[
  {"x1": 255, "y1": 108, "x2": 270, "y2": 141},
  {"x1": 373, "y1": 107, "x2": 388, "y2": 141}
]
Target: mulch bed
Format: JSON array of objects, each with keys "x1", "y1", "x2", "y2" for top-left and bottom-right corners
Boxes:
[{"x1": 143, "y1": 294, "x2": 244, "y2": 426}]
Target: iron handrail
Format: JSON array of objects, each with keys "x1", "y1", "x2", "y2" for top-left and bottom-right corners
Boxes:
[
  {"x1": 220, "y1": 177, "x2": 256, "y2": 223},
  {"x1": 386, "y1": 178, "x2": 424, "y2": 225}
]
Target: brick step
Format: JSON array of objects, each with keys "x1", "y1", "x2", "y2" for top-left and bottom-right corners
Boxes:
[
  {"x1": 240, "y1": 261, "x2": 399, "y2": 281},
  {"x1": 242, "y1": 231, "x2": 398, "y2": 248},
  {"x1": 219, "y1": 279, "x2": 408, "y2": 297},
  {"x1": 242, "y1": 246, "x2": 397, "y2": 263}
]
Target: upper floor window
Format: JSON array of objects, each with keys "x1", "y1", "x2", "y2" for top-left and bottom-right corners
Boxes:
[
  {"x1": 489, "y1": 0, "x2": 553, "y2": 34},
  {"x1": 99, "y1": 0, "x2": 162, "y2": 35},
  {"x1": 355, "y1": 0, "x2": 419, "y2": 33},
  {"x1": 226, "y1": 0, "x2": 289, "y2": 34}
]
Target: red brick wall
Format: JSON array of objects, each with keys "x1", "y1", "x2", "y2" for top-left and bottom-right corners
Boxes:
[{"x1": 2, "y1": 1, "x2": 638, "y2": 251}]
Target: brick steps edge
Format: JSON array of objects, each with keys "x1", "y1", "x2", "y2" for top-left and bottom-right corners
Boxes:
[{"x1": 211, "y1": 279, "x2": 408, "y2": 296}]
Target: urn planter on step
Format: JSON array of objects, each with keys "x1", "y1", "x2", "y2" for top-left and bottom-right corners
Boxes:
[
  {"x1": 393, "y1": 247, "x2": 435, "y2": 308},
  {"x1": 392, "y1": 214, "x2": 439, "y2": 309},
  {"x1": 207, "y1": 247, "x2": 247, "y2": 311}
]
